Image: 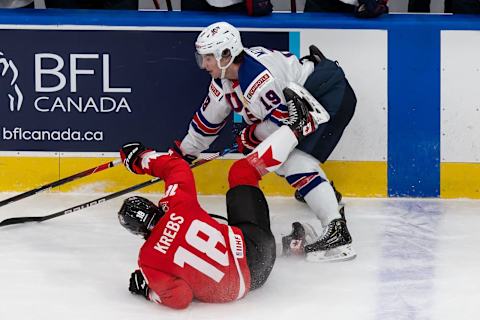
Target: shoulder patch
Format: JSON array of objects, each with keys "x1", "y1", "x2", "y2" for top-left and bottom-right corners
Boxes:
[
  {"x1": 238, "y1": 53, "x2": 268, "y2": 94},
  {"x1": 245, "y1": 70, "x2": 273, "y2": 101}
]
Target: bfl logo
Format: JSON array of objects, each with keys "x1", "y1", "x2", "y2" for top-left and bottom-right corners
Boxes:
[
  {"x1": 0, "y1": 51, "x2": 23, "y2": 111},
  {"x1": 0, "y1": 50, "x2": 133, "y2": 114}
]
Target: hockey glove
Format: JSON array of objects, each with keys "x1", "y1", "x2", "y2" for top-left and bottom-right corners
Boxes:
[
  {"x1": 170, "y1": 140, "x2": 197, "y2": 164},
  {"x1": 236, "y1": 124, "x2": 261, "y2": 155},
  {"x1": 355, "y1": 0, "x2": 389, "y2": 18},
  {"x1": 120, "y1": 142, "x2": 151, "y2": 174},
  {"x1": 129, "y1": 270, "x2": 150, "y2": 299},
  {"x1": 282, "y1": 222, "x2": 318, "y2": 256}
]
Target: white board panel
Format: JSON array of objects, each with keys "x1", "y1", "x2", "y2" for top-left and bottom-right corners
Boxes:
[
  {"x1": 441, "y1": 31, "x2": 480, "y2": 163},
  {"x1": 301, "y1": 29, "x2": 388, "y2": 161}
]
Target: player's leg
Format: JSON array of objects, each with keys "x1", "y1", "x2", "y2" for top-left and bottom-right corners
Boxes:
[
  {"x1": 225, "y1": 123, "x2": 307, "y2": 288},
  {"x1": 226, "y1": 166, "x2": 276, "y2": 290},
  {"x1": 293, "y1": 82, "x2": 355, "y2": 205},
  {"x1": 276, "y1": 149, "x2": 356, "y2": 262}
]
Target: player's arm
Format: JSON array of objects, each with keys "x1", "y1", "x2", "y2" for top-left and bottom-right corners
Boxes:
[
  {"x1": 129, "y1": 268, "x2": 193, "y2": 310},
  {"x1": 239, "y1": 79, "x2": 329, "y2": 154},
  {"x1": 120, "y1": 142, "x2": 197, "y2": 198},
  {"x1": 178, "y1": 79, "x2": 232, "y2": 158},
  {"x1": 236, "y1": 78, "x2": 288, "y2": 154}
]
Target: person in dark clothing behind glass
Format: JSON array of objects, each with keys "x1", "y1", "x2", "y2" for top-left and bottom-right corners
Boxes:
[
  {"x1": 445, "y1": 0, "x2": 480, "y2": 14},
  {"x1": 44, "y1": 0, "x2": 138, "y2": 10},
  {"x1": 408, "y1": 0, "x2": 431, "y2": 12},
  {"x1": 304, "y1": 0, "x2": 388, "y2": 18},
  {"x1": 181, "y1": 0, "x2": 272, "y2": 16}
]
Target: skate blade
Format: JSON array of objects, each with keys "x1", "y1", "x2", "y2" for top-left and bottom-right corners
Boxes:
[{"x1": 305, "y1": 244, "x2": 356, "y2": 263}]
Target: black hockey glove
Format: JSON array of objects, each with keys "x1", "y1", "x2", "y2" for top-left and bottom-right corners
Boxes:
[
  {"x1": 170, "y1": 140, "x2": 197, "y2": 164},
  {"x1": 129, "y1": 270, "x2": 150, "y2": 299},
  {"x1": 355, "y1": 0, "x2": 389, "y2": 18},
  {"x1": 120, "y1": 142, "x2": 150, "y2": 174}
]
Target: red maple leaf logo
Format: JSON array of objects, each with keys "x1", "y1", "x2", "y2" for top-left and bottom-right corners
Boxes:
[{"x1": 246, "y1": 146, "x2": 282, "y2": 176}]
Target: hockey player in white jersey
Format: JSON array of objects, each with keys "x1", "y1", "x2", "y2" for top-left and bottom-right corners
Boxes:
[{"x1": 173, "y1": 21, "x2": 357, "y2": 262}]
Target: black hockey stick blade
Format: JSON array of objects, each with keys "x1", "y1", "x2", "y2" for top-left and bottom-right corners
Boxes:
[
  {"x1": 0, "y1": 159, "x2": 122, "y2": 208},
  {"x1": 0, "y1": 145, "x2": 237, "y2": 228}
]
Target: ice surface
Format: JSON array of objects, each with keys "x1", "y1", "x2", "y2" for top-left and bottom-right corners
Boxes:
[{"x1": 1, "y1": 193, "x2": 479, "y2": 320}]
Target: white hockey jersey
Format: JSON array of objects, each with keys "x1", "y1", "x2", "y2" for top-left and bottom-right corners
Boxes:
[{"x1": 180, "y1": 47, "x2": 315, "y2": 156}]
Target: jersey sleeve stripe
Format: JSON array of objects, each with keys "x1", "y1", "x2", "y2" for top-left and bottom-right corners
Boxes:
[
  {"x1": 191, "y1": 112, "x2": 227, "y2": 136},
  {"x1": 265, "y1": 104, "x2": 288, "y2": 126}
]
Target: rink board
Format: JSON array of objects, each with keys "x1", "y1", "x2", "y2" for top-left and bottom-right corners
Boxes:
[
  {"x1": 0, "y1": 156, "x2": 388, "y2": 197},
  {"x1": 0, "y1": 11, "x2": 479, "y2": 198}
]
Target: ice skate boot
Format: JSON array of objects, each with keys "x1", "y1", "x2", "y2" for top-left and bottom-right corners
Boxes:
[{"x1": 304, "y1": 218, "x2": 356, "y2": 262}]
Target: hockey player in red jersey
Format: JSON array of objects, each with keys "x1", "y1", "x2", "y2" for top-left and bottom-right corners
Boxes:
[{"x1": 118, "y1": 89, "x2": 321, "y2": 309}]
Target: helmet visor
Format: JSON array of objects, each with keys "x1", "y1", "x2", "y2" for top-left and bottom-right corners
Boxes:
[
  {"x1": 195, "y1": 52, "x2": 206, "y2": 69},
  {"x1": 195, "y1": 52, "x2": 220, "y2": 69}
]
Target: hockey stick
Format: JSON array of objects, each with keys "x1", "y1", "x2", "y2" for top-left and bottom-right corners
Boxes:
[
  {"x1": 0, "y1": 145, "x2": 237, "y2": 227},
  {"x1": 0, "y1": 159, "x2": 122, "y2": 208}
]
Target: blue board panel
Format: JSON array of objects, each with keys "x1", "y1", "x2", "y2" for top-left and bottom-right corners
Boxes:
[
  {"x1": 388, "y1": 25, "x2": 440, "y2": 197},
  {"x1": 0, "y1": 28, "x2": 288, "y2": 152}
]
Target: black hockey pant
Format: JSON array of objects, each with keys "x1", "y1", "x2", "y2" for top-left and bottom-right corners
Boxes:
[{"x1": 226, "y1": 185, "x2": 276, "y2": 290}]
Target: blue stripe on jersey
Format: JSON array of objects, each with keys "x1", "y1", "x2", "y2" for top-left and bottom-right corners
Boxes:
[
  {"x1": 190, "y1": 122, "x2": 217, "y2": 137},
  {"x1": 238, "y1": 53, "x2": 268, "y2": 94},
  {"x1": 265, "y1": 104, "x2": 288, "y2": 126},
  {"x1": 197, "y1": 109, "x2": 224, "y2": 130},
  {"x1": 267, "y1": 116, "x2": 283, "y2": 127}
]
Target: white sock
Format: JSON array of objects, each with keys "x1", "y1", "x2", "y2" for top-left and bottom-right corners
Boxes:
[{"x1": 304, "y1": 181, "x2": 341, "y2": 228}]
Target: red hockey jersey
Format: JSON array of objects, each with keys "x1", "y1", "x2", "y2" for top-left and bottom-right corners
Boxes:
[{"x1": 136, "y1": 152, "x2": 251, "y2": 309}]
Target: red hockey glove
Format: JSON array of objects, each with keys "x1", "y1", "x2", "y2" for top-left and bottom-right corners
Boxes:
[
  {"x1": 129, "y1": 270, "x2": 150, "y2": 299},
  {"x1": 169, "y1": 140, "x2": 197, "y2": 164},
  {"x1": 236, "y1": 124, "x2": 261, "y2": 155},
  {"x1": 120, "y1": 142, "x2": 151, "y2": 174}
]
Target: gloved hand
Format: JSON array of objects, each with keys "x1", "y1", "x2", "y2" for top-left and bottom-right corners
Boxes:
[
  {"x1": 170, "y1": 140, "x2": 197, "y2": 164},
  {"x1": 355, "y1": 0, "x2": 389, "y2": 18},
  {"x1": 129, "y1": 270, "x2": 150, "y2": 299},
  {"x1": 120, "y1": 142, "x2": 151, "y2": 174},
  {"x1": 236, "y1": 124, "x2": 261, "y2": 155}
]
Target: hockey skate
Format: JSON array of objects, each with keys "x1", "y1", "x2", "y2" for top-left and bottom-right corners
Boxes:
[
  {"x1": 283, "y1": 84, "x2": 327, "y2": 140},
  {"x1": 284, "y1": 82, "x2": 330, "y2": 126},
  {"x1": 282, "y1": 222, "x2": 318, "y2": 256},
  {"x1": 304, "y1": 216, "x2": 356, "y2": 262}
]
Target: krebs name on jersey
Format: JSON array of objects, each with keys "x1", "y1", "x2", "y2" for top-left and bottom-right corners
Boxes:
[
  {"x1": 34, "y1": 53, "x2": 132, "y2": 113},
  {"x1": 153, "y1": 212, "x2": 184, "y2": 254}
]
